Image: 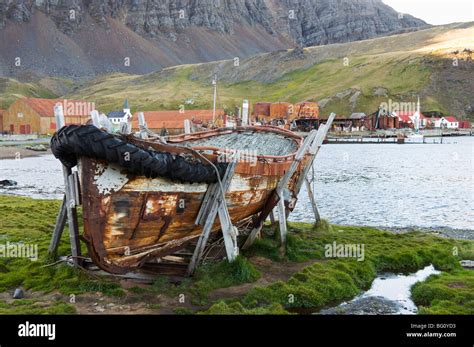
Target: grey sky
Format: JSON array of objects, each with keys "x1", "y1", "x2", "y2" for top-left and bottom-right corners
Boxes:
[{"x1": 383, "y1": 0, "x2": 474, "y2": 25}]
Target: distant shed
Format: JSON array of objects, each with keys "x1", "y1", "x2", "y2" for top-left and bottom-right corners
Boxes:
[
  {"x1": 295, "y1": 102, "x2": 319, "y2": 118},
  {"x1": 3, "y1": 98, "x2": 91, "y2": 135},
  {"x1": 253, "y1": 102, "x2": 271, "y2": 118},
  {"x1": 269, "y1": 102, "x2": 293, "y2": 120}
]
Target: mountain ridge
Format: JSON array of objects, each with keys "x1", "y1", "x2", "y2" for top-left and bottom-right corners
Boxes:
[
  {"x1": 0, "y1": 0, "x2": 427, "y2": 78},
  {"x1": 61, "y1": 22, "x2": 473, "y2": 118}
]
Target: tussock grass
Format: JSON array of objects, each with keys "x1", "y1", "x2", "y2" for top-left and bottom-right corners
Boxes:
[
  {"x1": 0, "y1": 299, "x2": 76, "y2": 314},
  {"x1": 202, "y1": 301, "x2": 290, "y2": 315},
  {"x1": 1, "y1": 195, "x2": 472, "y2": 315},
  {"x1": 125, "y1": 255, "x2": 262, "y2": 306},
  {"x1": 411, "y1": 269, "x2": 474, "y2": 314},
  {"x1": 204, "y1": 222, "x2": 473, "y2": 314},
  {"x1": 0, "y1": 196, "x2": 124, "y2": 313}
]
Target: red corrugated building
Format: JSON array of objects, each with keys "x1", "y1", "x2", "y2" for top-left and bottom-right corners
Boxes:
[
  {"x1": 294, "y1": 102, "x2": 319, "y2": 118},
  {"x1": 269, "y1": 102, "x2": 293, "y2": 120},
  {"x1": 253, "y1": 102, "x2": 271, "y2": 118},
  {"x1": 132, "y1": 109, "x2": 224, "y2": 135}
]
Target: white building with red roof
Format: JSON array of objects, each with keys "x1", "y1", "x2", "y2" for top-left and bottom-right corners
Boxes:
[
  {"x1": 440, "y1": 117, "x2": 459, "y2": 129},
  {"x1": 430, "y1": 117, "x2": 442, "y2": 128},
  {"x1": 393, "y1": 98, "x2": 427, "y2": 129}
]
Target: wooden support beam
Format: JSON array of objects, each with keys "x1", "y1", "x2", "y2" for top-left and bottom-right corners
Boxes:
[
  {"x1": 137, "y1": 112, "x2": 148, "y2": 139},
  {"x1": 277, "y1": 198, "x2": 287, "y2": 256},
  {"x1": 241, "y1": 218, "x2": 264, "y2": 250},
  {"x1": 243, "y1": 113, "x2": 336, "y2": 250},
  {"x1": 289, "y1": 113, "x2": 336, "y2": 218},
  {"x1": 217, "y1": 199, "x2": 238, "y2": 262},
  {"x1": 195, "y1": 182, "x2": 219, "y2": 226},
  {"x1": 187, "y1": 161, "x2": 236, "y2": 276},
  {"x1": 184, "y1": 119, "x2": 191, "y2": 134},
  {"x1": 269, "y1": 208, "x2": 276, "y2": 224},
  {"x1": 242, "y1": 130, "x2": 318, "y2": 250},
  {"x1": 48, "y1": 195, "x2": 67, "y2": 256},
  {"x1": 54, "y1": 104, "x2": 82, "y2": 267},
  {"x1": 305, "y1": 177, "x2": 321, "y2": 223},
  {"x1": 90, "y1": 110, "x2": 101, "y2": 128}
]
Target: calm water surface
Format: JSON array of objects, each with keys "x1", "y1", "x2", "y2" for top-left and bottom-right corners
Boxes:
[
  {"x1": 291, "y1": 136, "x2": 473, "y2": 230},
  {"x1": 0, "y1": 137, "x2": 472, "y2": 230}
]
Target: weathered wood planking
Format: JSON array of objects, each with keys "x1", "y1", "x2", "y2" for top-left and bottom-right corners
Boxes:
[{"x1": 79, "y1": 124, "x2": 300, "y2": 274}]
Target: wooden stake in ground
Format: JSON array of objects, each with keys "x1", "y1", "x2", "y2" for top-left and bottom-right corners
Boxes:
[
  {"x1": 242, "y1": 129, "x2": 318, "y2": 250},
  {"x1": 242, "y1": 113, "x2": 335, "y2": 251},
  {"x1": 187, "y1": 161, "x2": 237, "y2": 276},
  {"x1": 305, "y1": 176, "x2": 321, "y2": 223},
  {"x1": 47, "y1": 105, "x2": 82, "y2": 266},
  {"x1": 48, "y1": 195, "x2": 66, "y2": 256}
]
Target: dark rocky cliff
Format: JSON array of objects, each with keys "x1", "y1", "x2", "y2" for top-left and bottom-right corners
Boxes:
[{"x1": 0, "y1": 0, "x2": 427, "y2": 77}]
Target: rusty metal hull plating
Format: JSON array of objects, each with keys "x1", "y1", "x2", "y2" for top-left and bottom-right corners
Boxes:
[{"x1": 78, "y1": 127, "x2": 305, "y2": 274}]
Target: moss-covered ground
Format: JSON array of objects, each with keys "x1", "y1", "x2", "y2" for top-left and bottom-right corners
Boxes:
[{"x1": 0, "y1": 195, "x2": 472, "y2": 314}]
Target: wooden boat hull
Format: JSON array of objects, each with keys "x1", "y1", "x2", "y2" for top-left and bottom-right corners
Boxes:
[{"x1": 78, "y1": 127, "x2": 303, "y2": 274}]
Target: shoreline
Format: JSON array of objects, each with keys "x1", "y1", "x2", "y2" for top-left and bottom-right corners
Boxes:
[{"x1": 0, "y1": 146, "x2": 52, "y2": 160}]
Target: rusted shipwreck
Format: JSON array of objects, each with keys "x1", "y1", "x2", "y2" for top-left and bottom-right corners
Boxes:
[{"x1": 50, "y1": 110, "x2": 335, "y2": 276}]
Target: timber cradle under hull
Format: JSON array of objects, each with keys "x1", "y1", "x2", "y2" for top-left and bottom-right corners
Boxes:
[{"x1": 76, "y1": 126, "x2": 304, "y2": 274}]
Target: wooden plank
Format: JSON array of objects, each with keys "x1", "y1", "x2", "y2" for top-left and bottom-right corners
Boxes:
[
  {"x1": 269, "y1": 208, "x2": 276, "y2": 224},
  {"x1": 137, "y1": 112, "x2": 148, "y2": 139},
  {"x1": 294, "y1": 113, "x2": 336, "y2": 196},
  {"x1": 277, "y1": 198, "x2": 287, "y2": 255},
  {"x1": 288, "y1": 113, "x2": 335, "y2": 220},
  {"x1": 54, "y1": 104, "x2": 82, "y2": 267},
  {"x1": 187, "y1": 161, "x2": 236, "y2": 275},
  {"x1": 241, "y1": 219, "x2": 263, "y2": 250},
  {"x1": 218, "y1": 197, "x2": 238, "y2": 262},
  {"x1": 90, "y1": 110, "x2": 101, "y2": 128},
  {"x1": 187, "y1": 197, "x2": 220, "y2": 274},
  {"x1": 305, "y1": 177, "x2": 320, "y2": 223},
  {"x1": 195, "y1": 182, "x2": 218, "y2": 225},
  {"x1": 48, "y1": 195, "x2": 67, "y2": 256},
  {"x1": 276, "y1": 129, "x2": 317, "y2": 195},
  {"x1": 243, "y1": 130, "x2": 317, "y2": 250}
]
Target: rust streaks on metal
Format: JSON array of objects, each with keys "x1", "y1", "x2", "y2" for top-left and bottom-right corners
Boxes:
[{"x1": 78, "y1": 126, "x2": 306, "y2": 274}]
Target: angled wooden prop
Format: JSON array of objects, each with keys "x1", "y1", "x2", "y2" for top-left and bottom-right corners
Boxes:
[
  {"x1": 187, "y1": 161, "x2": 237, "y2": 276},
  {"x1": 48, "y1": 104, "x2": 82, "y2": 266},
  {"x1": 242, "y1": 113, "x2": 336, "y2": 251}
]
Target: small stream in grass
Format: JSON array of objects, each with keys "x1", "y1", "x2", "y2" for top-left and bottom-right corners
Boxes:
[{"x1": 316, "y1": 265, "x2": 440, "y2": 315}]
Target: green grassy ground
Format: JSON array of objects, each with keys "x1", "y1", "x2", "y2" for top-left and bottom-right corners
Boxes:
[
  {"x1": 0, "y1": 195, "x2": 262, "y2": 313},
  {"x1": 204, "y1": 222, "x2": 474, "y2": 314},
  {"x1": 0, "y1": 77, "x2": 58, "y2": 110},
  {"x1": 65, "y1": 53, "x2": 438, "y2": 116},
  {"x1": 0, "y1": 195, "x2": 472, "y2": 314},
  {"x1": 411, "y1": 269, "x2": 474, "y2": 314}
]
